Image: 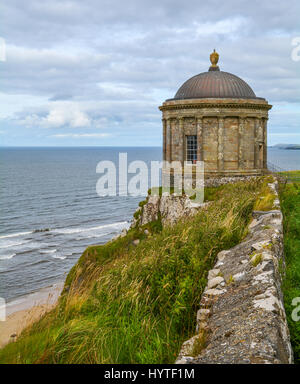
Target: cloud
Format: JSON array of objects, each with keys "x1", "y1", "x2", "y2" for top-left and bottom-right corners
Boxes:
[
  {"x1": 1, "y1": 0, "x2": 300, "y2": 145},
  {"x1": 45, "y1": 107, "x2": 91, "y2": 128},
  {"x1": 194, "y1": 17, "x2": 249, "y2": 38},
  {"x1": 19, "y1": 102, "x2": 92, "y2": 128},
  {"x1": 50, "y1": 133, "x2": 111, "y2": 138}
]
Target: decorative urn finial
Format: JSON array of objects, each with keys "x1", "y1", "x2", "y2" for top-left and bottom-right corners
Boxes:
[{"x1": 209, "y1": 49, "x2": 220, "y2": 71}]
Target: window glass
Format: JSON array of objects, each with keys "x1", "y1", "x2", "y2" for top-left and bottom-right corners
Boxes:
[{"x1": 186, "y1": 135, "x2": 197, "y2": 163}]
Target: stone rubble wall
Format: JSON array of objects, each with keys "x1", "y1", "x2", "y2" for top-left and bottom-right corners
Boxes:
[
  {"x1": 176, "y1": 179, "x2": 293, "y2": 364},
  {"x1": 204, "y1": 175, "x2": 261, "y2": 188},
  {"x1": 162, "y1": 173, "x2": 264, "y2": 190}
]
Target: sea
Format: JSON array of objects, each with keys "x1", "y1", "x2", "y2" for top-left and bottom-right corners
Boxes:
[{"x1": 0, "y1": 146, "x2": 299, "y2": 304}]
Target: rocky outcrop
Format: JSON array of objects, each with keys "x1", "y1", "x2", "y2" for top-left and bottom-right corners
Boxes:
[
  {"x1": 176, "y1": 180, "x2": 293, "y2": 364},
  {"x1": 131, "y1": 194, "x2": 208, "y2": 227},
  {"x1": 132, "y1": 176, "x2": 264, "y2": 228}
]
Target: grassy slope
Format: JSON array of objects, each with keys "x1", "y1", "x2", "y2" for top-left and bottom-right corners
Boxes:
[
  {"x1": 280, "y1": 171, "x2": 300, "y2": 363},
  {"x1": 0, "y1": 178, "x2": 274, "y2": 364}
]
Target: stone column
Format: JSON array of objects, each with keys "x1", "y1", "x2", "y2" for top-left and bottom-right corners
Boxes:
[
  {"x1": 263, "y1": 118, "x2": 268, "y2": 169},
  {"x1": 218, "y1": 117, "x2": 224, "y2": 171},
  {"x1": 166, "y1": 118, "x2": 172, "y2": 162},
  {"x1": 162, "y1": 118, "x2": 166, "y2": 161},
  {"x1": 254, "y1": 118, "x2": 259, "y2": 169},
  {"x1": 238, "y1": 117, "x2": 245, "y2": 169},
  {"x1": 196, "y1": 116, "x2": 203, "y2": 162},
  {"x1": 178, "y1": 117, "x2": 184, "y2": 164}
]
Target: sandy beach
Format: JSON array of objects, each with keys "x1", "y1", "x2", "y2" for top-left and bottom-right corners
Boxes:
[{"x1": 0, "y1": 283, "x2": 63, "y2": 349}]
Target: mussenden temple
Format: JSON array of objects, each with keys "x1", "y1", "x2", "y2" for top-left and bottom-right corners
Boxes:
[{"x1": 159, "y1": 50, "x2": 272, "y2": 187}]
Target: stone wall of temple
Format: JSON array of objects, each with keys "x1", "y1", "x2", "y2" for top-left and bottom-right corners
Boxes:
[{"x1": 160, "y1": 98, "x2": 272, "y2": 179}]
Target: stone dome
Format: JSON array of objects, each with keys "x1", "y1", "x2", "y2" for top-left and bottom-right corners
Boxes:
[
  {"x1": 173, "y1": 70, "x2": 257, "y2": 100},
  {"x1": 172, "y1": 50, "x2": 258, "y2": 100}
]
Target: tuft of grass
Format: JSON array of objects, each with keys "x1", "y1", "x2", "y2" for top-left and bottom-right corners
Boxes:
[
  {"x1": 253, "y1": 177, "x2": 276, "y2": 211},
  {"x1": 263, "y1": 225, "x2": 272, "y2": 230},
  {"x1": 251, "y1": 253, "x2": 263, "y2": 267},
  {"x1": 0, "y1": 178, "x2": 270, "y2": 364},
  {"x1": 133, "y1": 208, "x2": 142, "y2": 220},
  {"x1": 138, "y1": 200, "x2": 147, "y2": 208},
  {"x1": 191, "y1": 330, "x2": 206, "y2": 357},
  {"x1": 226, "y1": 275, "x2": 235, "y2": 285}
]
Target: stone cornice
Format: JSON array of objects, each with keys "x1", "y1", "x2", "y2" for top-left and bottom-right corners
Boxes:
[{"x1": 159, "y1": 102, "x2": 272, "y2": 112}]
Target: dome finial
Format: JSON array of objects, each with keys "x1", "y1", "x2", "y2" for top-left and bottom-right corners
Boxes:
[{"x1": 209, "y1": 49, "x2": 220, "y2": 71}]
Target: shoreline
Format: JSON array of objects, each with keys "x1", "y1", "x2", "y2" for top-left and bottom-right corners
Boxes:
[
  {"x1": 0, "y1": 282, "x2": 63, "y2": 349},
  {"x1": 0, "y1": 222, "x2": 129, "y2": 351}
]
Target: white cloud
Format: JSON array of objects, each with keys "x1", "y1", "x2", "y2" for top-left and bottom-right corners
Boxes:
[
  {"x1": 46, "y1": 107, "x2": 90, "y2": 128},
  {"x1": 50, "y1": 133, "x2": 111, "y2": 138},
  {"x1": 20, "y1": 102, "x2": 92, "y2": 128},
  {"x1": 97, "y1": 82, "x2": 136, "y2": 98},
  {"x1": 194, "y1": 17, "x2": 249, "y2": 37}
]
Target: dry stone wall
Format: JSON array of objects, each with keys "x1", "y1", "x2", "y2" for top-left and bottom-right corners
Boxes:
[{"x1": 176, "y1": 179, "x2": 293, "y2": 364}]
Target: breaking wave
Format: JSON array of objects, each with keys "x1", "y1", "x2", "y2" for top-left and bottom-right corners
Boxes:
[
  {"x1": 39, "y1": 249, "x2": 57, "y2": 254},
  {"x1": 0, "y1": 222, "x2": 128, "y2": 240},
  {"x1": 52, "y1": 254, "x2": 67, "y2": 260},
  {"x1": 0, "y1": 253, "x2": 16, "y2": 260},
  {"x1": 53, "y1": 221, "x2": 128, "y2": 235},
  {"x1": 0, "y1": 231, "x2": 32, "y2": 239}
]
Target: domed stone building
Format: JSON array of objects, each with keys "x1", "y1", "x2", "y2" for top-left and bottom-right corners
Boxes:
[{"x1": 159, "y1": 50, "x2": 272, "y2": 186}]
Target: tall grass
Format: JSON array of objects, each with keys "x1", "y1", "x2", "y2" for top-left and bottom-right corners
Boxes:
[
  {"x1": 280, "y1": 172, "x2": 300, "y2": 363},
  {"x1": 0, "y1": 178, "x2": 267, "y2": 364}
]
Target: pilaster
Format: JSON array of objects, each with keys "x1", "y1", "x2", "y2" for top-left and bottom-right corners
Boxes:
[
  {"x1": 196, "y1": 116, "x2": 203, "y2": 162},
  {"x1": 218, "y1": 117, "x2": 224, "y2": 171},
  {"x1": 238, "y1": 117, "x2": 245, "y2": 169}
]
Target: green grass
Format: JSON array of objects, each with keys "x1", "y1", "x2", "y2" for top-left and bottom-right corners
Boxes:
[
  {"x1": 0, "y1": 177, "x2": 272, "y2": 364},
  {"x1": 251, "y1": 253, "x2": 263, "y2": 267},
  {"x1": 280, "y1": 170, "x2": 300, "y2": 184},
  {"x1": 148, "y1": 185, "x2": 236, "y2": 203},
  {"x1": 279, "y1": 171, "x2": 300, "y2": 363}
]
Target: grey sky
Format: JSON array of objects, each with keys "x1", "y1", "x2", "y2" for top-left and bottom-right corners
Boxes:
[{"x1": 1, "y1": 0, "x2": 300, "y2": 146}]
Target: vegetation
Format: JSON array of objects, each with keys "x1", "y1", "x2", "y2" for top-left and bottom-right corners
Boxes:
[
  {"x1": 0, "y1": 177, "x2": 274, "y2": 364},
  {"x1": 251, "y1": 253, "x2": 263, "y2": 267},
  {"x1": 253, "y1": 175, "x2": 276, "y2": 211},
  {"x1": 279, "y1": 170, "x2": 300, "y2": 184},
  {"x1": 226, "y1": 274, "x2": 235, "y2": 285},
  {"x1": 279, "y1": 171, "x2": 300, "y2": 363},
  {"x1": 192, "y1": 330, "x2": 206, "y2": 356}
]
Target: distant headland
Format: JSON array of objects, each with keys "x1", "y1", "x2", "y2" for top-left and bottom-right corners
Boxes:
[{"x1": 271, "y1": 144, "x2": 300, "y2": 150}]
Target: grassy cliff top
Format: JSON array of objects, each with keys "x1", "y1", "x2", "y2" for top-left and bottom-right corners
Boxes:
[{"x1": 0, "y1": 176, "x2": 278, "y2": 364}]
